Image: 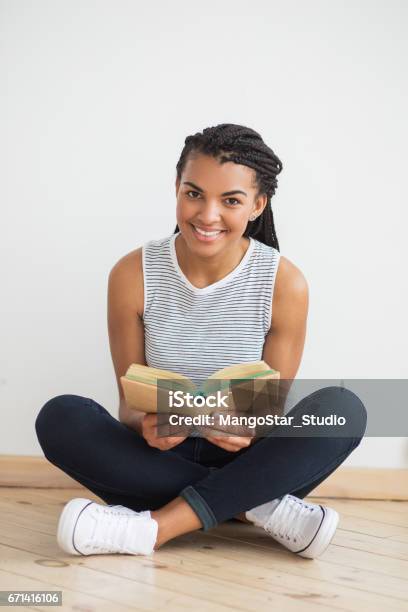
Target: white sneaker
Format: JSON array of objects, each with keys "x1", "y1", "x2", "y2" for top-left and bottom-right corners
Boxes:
[
  {"x1": 57, "y1": 498, "x2": 158, "y2": 556},
  {"x1": 259, "y1": 494, "x2": 339, "y2": 559}
]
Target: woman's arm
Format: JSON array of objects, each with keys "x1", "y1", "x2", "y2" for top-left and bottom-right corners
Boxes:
[
  {"x1": 261, "y1": 255, "x2": 309, "y2": 414},
  {"x1": 107, "y1": 248, "x2": 147, "y2": 434}
]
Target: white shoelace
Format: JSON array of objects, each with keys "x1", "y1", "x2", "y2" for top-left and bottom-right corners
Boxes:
[
  {"x1": 83, "y1": 505, "x2": 144, "y2": 553},
  {"x1": 264, "y1": 496, "x2": 315, "y2": 543}
]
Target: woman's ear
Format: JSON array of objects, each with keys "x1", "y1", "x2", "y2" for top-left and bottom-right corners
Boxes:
[{"x1": 253, "y1": 193, "x2": 268, "y2": 217}]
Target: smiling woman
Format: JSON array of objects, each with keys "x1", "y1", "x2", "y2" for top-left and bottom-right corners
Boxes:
[
  {"x1": 174, "y1": 125, "x2": 282, "y2": 245},
  {"x1": 35, "y1": 122, "x2": 366, "y2": 561}
]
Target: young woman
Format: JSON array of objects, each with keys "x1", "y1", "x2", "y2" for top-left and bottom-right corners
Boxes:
[{"x1": 35, "y1": 123, "x2": 367, "y2": 559}]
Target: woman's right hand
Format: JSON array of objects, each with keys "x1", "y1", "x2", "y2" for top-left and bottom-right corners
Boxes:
[{"x1": 140, "y1": 413, "x2": 190, "y2": 450}]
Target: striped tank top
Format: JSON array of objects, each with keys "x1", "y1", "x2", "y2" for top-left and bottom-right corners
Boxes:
[{"x1": 142, "y1": 231, "x2": 281, "y2": 389}]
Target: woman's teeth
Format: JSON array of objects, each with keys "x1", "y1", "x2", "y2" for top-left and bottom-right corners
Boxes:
[
  {"x1": 191, "y1": 225, "x2": 226, "y2": 242},
  {"x1": 194, "y1": 226, "x2": 222, "y2": 236}
]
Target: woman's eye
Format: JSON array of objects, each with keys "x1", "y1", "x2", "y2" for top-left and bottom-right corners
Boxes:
[{"x1": 186, "y1": 191, "x2": 240, "y2": 206}]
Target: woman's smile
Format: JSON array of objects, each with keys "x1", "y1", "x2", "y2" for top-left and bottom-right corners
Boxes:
[{"x1": 190, "y1": 223, "x2": 228, "y2": 243}]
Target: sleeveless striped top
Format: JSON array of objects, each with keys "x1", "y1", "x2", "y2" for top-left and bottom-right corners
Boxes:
[{"x1": 142, "y1": 231, "x2": 281, "y2": 389}]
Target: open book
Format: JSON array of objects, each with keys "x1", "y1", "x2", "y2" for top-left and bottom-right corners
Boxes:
[{"x1": 120, "y1": 360, "x2": 280, "y2": 417}]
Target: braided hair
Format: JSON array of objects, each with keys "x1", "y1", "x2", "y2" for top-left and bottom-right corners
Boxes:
[{"x1": 174, "y1": 123, "x2": 283, "y2": 250}]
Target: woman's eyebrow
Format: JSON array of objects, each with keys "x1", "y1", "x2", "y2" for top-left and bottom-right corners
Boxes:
[{"x1": 183, "y1": 181, "x2": 247, "y2": 197}]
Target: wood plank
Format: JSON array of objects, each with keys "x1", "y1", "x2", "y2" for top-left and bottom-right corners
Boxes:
[
  {"x1": 2, "y1": 456, "x2": 408, "y2": 500},
  {"x1": 0, "y1": 522, "x2": 405, "y2": 612},
  {"x1": 1, "y1": 489, "x2": 408, "y2": 611},
  {"x1": 2, "y1": 488, "x2": 408, "y2": 558},
  {"x1": 310, "y1": 498, "x2": 408, "y2": 528},
  {"x1": 0, "y1": 456, "x2": 81, "y2": 488},
  {"x1": 0, "y1": 568, "x2": 137, "y2": 611},
  {"x1": 3, "y1": 487, "x2": 408, "y2": 541},
  {"x1": 311, "y1": 467, "x2": 408, "y2": 500},
  {"x1": 0, "y1": 542, "x2": 320, "y2": 612},
  {"x1": 178, "y1": 529, "x2": 408, "y2": 599}
]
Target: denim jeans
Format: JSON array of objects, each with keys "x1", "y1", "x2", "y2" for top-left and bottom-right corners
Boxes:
[{"x1": 35, "y1": 386, "x2": 367, "y2": 531}]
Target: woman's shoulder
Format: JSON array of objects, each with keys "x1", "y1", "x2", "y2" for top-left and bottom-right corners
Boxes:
[
  {"x1": 111, "y1": 246, "x2": 143, "y2": 274},
  {"x1": 109, "y1": 247, "x2": 144, "y2": 318},
  {"x1": 276, "y1": 254, "x2": 307, "y2": 286},
  {"x1": 110, "y1": 235, "x2": 173, "y2": 318},
  {"x1": 274, "y1": 254, "x2": 308, "y2": 299},
  {"x1": 253, "y1": 237, "x2": 307, "y2": 293}
]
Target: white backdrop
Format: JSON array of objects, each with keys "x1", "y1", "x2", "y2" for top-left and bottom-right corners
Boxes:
[{"x1": 1, "y1": 0, "x2": 407, "y2": 466}]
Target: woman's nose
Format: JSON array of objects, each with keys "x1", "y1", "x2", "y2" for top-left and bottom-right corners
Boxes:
[{"x1": 196, "y1": 202, "x2": 223, "y2": 223}]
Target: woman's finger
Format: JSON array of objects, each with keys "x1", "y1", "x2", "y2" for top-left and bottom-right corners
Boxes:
[
  {"x1": 160, "y1": 435, "x2": 187, "y2": 450},
  {"x1": 213, "y1": 436, "x2": 252, "y2": 450},
  {"x1": 212, "y1": 411, "x2": 255, "y2": 437}
]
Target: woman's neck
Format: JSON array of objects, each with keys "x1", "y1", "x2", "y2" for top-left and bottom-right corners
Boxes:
[{"x1": 174, "y1": 232, "x2": 250, "y2": 288}]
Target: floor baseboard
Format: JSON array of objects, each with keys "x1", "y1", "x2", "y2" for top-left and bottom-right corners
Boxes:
[{"x1": 1, "y1": 455, "x2": 407, "y2": 500}]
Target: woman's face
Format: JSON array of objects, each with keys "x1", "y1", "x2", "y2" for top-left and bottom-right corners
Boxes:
[{"x1": 175, "y1": 153, "x2": 267, "y2": 254}]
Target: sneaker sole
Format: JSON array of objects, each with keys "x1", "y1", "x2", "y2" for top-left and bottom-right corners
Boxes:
[
  {"x1": 57, "y1": 498, "x2": 95, "y2": 555},
  {"x1": 297, "y1": 506, "x2": 339, "y2": 559}
]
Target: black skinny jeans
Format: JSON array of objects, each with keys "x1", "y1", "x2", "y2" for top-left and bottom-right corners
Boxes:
[{"x1": 35, "y1": 386, "x2": 367, "y2": 531}]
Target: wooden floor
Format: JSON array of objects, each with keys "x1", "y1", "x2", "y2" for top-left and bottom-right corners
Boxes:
[{"x1": 0, "y1": 488, "x2": 407, "y2": 611}]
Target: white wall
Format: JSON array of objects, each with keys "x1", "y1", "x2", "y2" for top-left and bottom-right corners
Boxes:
[{"x1": 1, "y1": 0, "x2": 407, "y2": 466}]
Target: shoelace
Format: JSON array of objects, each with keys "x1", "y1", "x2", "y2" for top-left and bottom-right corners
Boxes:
[
  {"x1": 83, "y1": 505, "x2": 142, "y2": 553},
  {"x1": 264, "y1": 496, "x2": 315, "y2": 543}
]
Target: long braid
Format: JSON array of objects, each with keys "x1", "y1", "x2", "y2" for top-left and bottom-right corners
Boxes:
[{"x1": 173, "y1": 123, "x2": 283, "y2": 250}]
